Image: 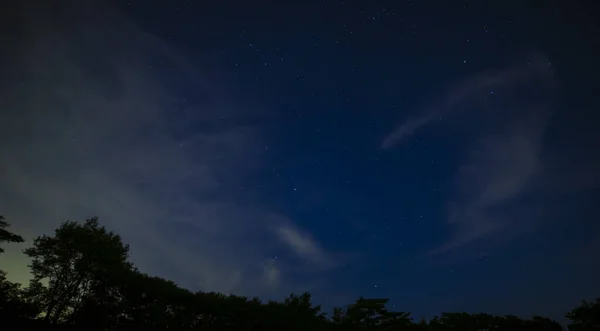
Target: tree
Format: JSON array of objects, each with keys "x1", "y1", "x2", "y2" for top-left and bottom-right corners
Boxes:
[
  {"x1": 0, "y1": 216, "x2": 34, "y2": 319},
  {"x1": 23, "y1": 217, "x2": 133, "y2": 324},
  {"x1": 0, "y1": 270, "x2": 40, "y2": 319},
  {"x1": 114, "y1": 271, "x2": 199, "y2": 329},
  {"x1": 0, "y1": 270, "x2": 24, "y2": 312},
  {"x1": 567, "y1": 298, "x2": 600, "y2": 331},
  {"x1": 528, "y1": 316, "x2": 563, "y2": 331},
  {"x1": 0, "y1": 215, "x2": 24, "y2": 254},
  {"x1": 5, "y1": 213, "x2": 599, "y2": 331},
  {"x1": 429, "y1": 312, "x2": 499, "y2": 331},
  {"x1": 278, "y1": 292, "x2": 328, "y2": 331},
  {"x1": 337, "y1": 298, "x2": 394, "y2": 330}
]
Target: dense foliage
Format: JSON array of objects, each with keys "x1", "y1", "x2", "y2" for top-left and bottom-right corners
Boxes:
[{"x1": 0, "y1": 216, "x2": 598, "y2": 330}]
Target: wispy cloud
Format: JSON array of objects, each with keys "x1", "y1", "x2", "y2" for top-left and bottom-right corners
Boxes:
[
  {"x1": 263, "y1": 258, "x2": 282, "y2": 287},
  {"x1": 383, "y1": 53, "x2": 559, "y2": 254},
  {"x1": 0, "y1": 1, "x2": 334, "y2": 297},
  {"x1": 382, "y1": 53, "x2": 555, "y2": 150},
  {"x1": 270, "y1": 215, "x2": 335, "y2": 268}
]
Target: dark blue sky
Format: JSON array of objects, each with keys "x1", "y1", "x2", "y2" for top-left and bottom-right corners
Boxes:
[{"x1": 1, "y1": 0, "x2": 600, "y2": 323}]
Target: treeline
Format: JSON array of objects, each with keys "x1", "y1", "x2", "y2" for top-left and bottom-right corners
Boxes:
[{"x1": 0, "y1": 216, "x2": 598, "y2": 331}]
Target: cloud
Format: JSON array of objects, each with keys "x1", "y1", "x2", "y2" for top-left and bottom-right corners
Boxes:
[
  {"x1": 382, "y1": 53, "x2": 555, "y2": 149},
  {"x1": 435, "y1": 120, "x2": 547, "y2": 253},
  {"x1": 270, "y1": 215, "x2": 334, "y2": 268},
  {"x1": 263, "y1": 258, "x2": 282, "y2": 287},
  {"x1": 382, "y1": 53, "x2": 559, "y2": 254},
  {"x1": 0, "y1": 0, "x2": 334, "y2": 297}
]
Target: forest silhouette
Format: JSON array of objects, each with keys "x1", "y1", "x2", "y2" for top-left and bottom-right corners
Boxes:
[{"x1": 0, "y1": 216, "x2": 598, "y2": 330}]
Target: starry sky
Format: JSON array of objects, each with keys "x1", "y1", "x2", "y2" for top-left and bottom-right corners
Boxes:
[{"x1": 1, "y1": 0, "x2": 600, "y2": 323}]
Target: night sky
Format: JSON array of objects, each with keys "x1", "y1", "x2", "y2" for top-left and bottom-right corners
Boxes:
[{"x1": 1, "y1": 0, "x2": 600, "y2": 323}]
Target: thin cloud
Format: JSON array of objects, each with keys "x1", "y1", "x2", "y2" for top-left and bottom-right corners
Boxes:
[
  {"x1": 263, "y1": 258, "x2": 282, "y2": 287},
  {"x1": 382, "y1": 53, "x2": 555, "y2": 149},
  {"x1": 271, "y1": 215, "x2": 334, "y2": 268},
  {"x1": 0, "y1": 1, "x2": 335, "y2": 297},
  {"x1": 382, "y1": 54, "x2": 559, "y2": 254}
]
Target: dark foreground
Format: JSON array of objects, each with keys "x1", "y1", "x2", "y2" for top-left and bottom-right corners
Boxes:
[{"x1": 1, "y1": 216, "x2": 599, "y2": 330}]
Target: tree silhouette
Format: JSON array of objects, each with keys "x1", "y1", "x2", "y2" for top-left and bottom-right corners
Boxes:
[
  {"x1": 333, "y1": 297, "x2": 413, "y2": 331},
  {"x1": 0, "y1": 215, "x2": 24, "y2": 254},
  {"x1": 114, "y1": 271, "x2": 199, "y2": 329},
  {"x1": 0, "y1": 216, "x2": 593, "y2": 331},
  {"x1": 0, "y1": 215, "x2": 36, "y2": 319},
  {"x1": 23, "y1": 217, "x2": 132, "y2": 324},
  {"x1": 567, "y1": 298, "x2": 600, "y2": 331}
]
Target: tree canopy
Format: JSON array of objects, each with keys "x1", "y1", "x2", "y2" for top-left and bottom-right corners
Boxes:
[
  {"x1": 0, "y1": 216, "x2": 597, "y2": 331},
  {"x1": 0, "y1": 215, "x2": 24, "y2": 254}
]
